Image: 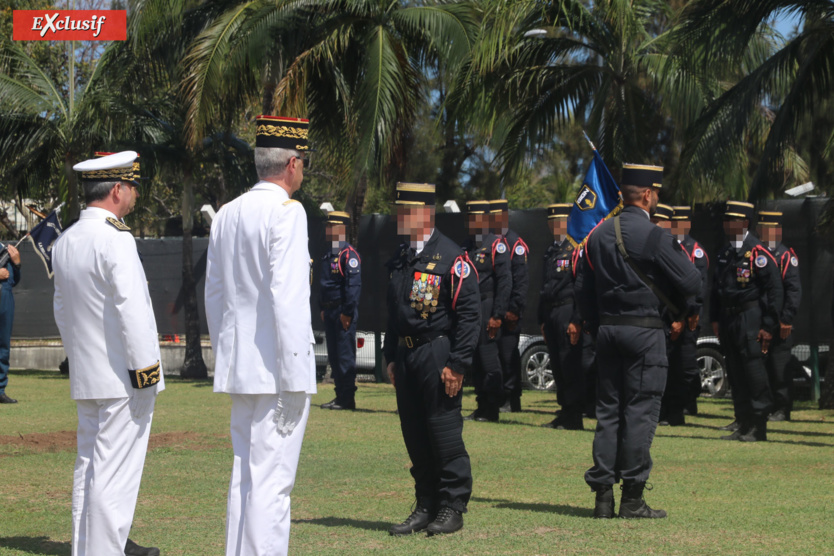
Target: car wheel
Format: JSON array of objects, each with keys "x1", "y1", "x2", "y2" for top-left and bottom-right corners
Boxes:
[
  {"x1": 697, "y1": 345, "x2": 728, "y2": 398},
  {"x1": 521, "y1": 343, "x2": 554, "y2": 391}
]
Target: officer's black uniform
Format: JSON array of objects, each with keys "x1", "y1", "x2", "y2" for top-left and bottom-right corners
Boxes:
[
  {"x1": 497, "y1": 226, "x2": 529, "y2": 410},
  {"x1": 575, "y1": 164, "x2": 701, "y2": 519},
  {"x1": 383, "y1": 221, "x2": 480, "y2": 523},
  {"x1": 660, "y1": 210, "x2": 709, "y2": 424},
  {"x1": 710, "y1": 203, "x2": 783, "y2": 441},
  {"x1": 758, "y1": 212, "x2": 801, "y2": 421},
  {"x1": 319, "y1": 234, "x2": 361, "y2": 409},
  {"x1": 462, "y1": 217, "x2": 512, "y2": 421},
  {"x1": 538, "y1": 206, "x2": 589, "y2": 429}
]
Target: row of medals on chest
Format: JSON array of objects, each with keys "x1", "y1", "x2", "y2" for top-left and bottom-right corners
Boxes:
[
  {"x1": 411, "y1": 271, "x2": 440, "y2": 313},
  {"x1": 736, "y1": 250, "x2": 754, "y2": 286}
]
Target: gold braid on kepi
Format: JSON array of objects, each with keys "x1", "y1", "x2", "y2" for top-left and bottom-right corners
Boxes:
[
  {"x1": 489, "y1": 199, "x2": 509, "y2": 213},
  {"x1": 672, "y1": 206, "x2": 692, "y2": 221},
  {"x1": 547, "y1": 203, "x2": 571, "y2": 219},
  {"x1": 465, "y1": 200, "x2": 490, "y2": 214},
  {"x1": 653, "y1": 203, "x2": 674, "y2": 221},
  {"x1": 622, "y1": 163, "x2": 663, "y2": 189},
  {"x1": 757, "y1": 211, "x2": 782, "y2": 227},
  {"x1": 73, "y1": 151, "x2": 141, "y2": 186},
  {"x1": 395, "y1": 183, "x2": 435, "y2": 206},
  {"x1": 256, "y1": 115, "x2": 310, "y2": 151},
  {"x1": 326, "y1": 211, "x2": 350, "y2": 225},
  {"x1": 129, "y1": 361, "x2": 161, "y2": 389},
  {"x1": 724, "y1": 200, "x2": 754, "y2": 220}
]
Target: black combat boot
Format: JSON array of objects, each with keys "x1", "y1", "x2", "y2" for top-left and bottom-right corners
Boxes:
[
  {"x1": 768, "y1": 409, "x2": 788, "y2": 422},
  {"x1": 718, "y1": 419, "x2": 740, "y2": 431},
  {"x1": 618, "y1": 483, "x2": 667, "y2": 519},
  {"x1": 124, "y1": 539, "x2": 160, "y2": 556},
  {"x1": 389, "y1": 501, "x2": 435, "y2": 536},
  {"x1": 320, "y1": 398, "x2": 338, "y2": 409},
  {"x1": 593, "y1": 485, "x2": 614, "y2": 519},
  {"x1": 739, "y1": 418, "x2": 767, "y2": 442},
  {"x1": 426, "y1": 506, "x2": 463, "y2": 536},
  {"x1": 721, "y1": 419, "x2": 751, "y2": 440}
]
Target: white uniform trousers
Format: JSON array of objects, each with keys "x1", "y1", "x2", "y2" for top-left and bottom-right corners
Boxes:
[
  {"x1": 72, "y1": 397, "x2": 154, "y2": 556},
  {"x1": 226, "y1": 394, "x2": 311, "y2": 556}
]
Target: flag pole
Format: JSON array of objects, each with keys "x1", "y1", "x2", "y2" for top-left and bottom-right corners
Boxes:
[{"x1": 582, "y1": 130, "x2": 597, "y2": 152}]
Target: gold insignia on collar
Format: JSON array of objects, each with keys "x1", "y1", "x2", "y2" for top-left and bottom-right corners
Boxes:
[
  {"x1": 744, "y1": 251, "x2": 752, "y2": 258},
  {"x1": 106, "y1": 217, "x2": 131, "y2": 231}
]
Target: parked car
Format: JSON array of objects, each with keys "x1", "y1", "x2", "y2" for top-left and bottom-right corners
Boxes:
[{"x1": 314, "y1": 329, "x2": 380, "y2": 380}]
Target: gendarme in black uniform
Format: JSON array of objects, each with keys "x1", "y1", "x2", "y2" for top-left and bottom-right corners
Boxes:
[
  {"x1": 757, "y1": 211, "x2": 802, "y2": 421},
  {"x1": 710, "y1": 201, "x2": 783, "y2": 441},
  {"x1": 462, "y1": 201, "x2": 512, "y2": 422},
  {"x1": 537, "y1": 204, "x2": 591, "y2": 430},
  {"x1": 490, "y1": 200, "x2": 530, "y2": 412},
  {"x1": 575, "y1": 164, "x2": 701, "y2": 519},
  {"x1": 384, "y1": 183, "x2": 480, "y2": 537},
  {"x1": 319, "y1": 210, "x2": 362, "y2": 410}
]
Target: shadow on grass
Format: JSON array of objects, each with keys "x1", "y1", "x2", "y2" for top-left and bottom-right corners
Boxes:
[
  {"x1": 0, "y1": 537, "x2": 71, "y2": 555},
  {"x1": 292, "y1": 517, "x2": 391, "y2": 531},
  {"x1": 471, "y1": 497, "x2": 593, "y2": 518},
  {"x1": 661, "y1": 433, "x2": 833, "y2": 448},
  {"x1": 494, "y1": 419, "x2": 594, "y2": 432},
  {"x1": 12, "y1": 370, "x2": 68, "y2": 381}
]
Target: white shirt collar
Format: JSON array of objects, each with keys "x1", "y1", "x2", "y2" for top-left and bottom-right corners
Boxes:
[
  {"x1": 731, "y1": 230, "x2": 749, "y2": 250},
  {"x1": 251, "y1": 181, "x2": 290, "y2": 200},
  {"x1": 81, "y1": 206, "x2": 119, "y2": 220}
]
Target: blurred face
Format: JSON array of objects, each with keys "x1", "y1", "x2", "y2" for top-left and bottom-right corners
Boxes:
[
  {"x1": 548, "y1": 218, "x2": 568, "y2": 239},
  {"x1": 723, "y1": 217, "x2": 748, "y2": 237},
  {"x1": 396, "y1": 205, "x2": 433, "y2": 239},
  {"x1": 286, "y1": 153, "x2": 305, "y2": 194},
  {"x1": 671, "y1": 220, "x2": 691, "y2": 236},
  {"x1": 325, "y1": 223, "x2": 346, "y2": 242},
  {"x1": 467, "y1": 213, "x2": 491, "y2": 235},
  {"x1": 648, "y1": 188, "x2": 659, "y2": 214},
  {"x1": 758, "y1": 225, "x2": 782, "y2": 243},
  {"x1": 490, "y1": 211, "x2": 508, "y2": 233}
]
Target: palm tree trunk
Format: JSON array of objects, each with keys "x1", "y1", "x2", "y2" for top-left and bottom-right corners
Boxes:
[
  {"x1": 345, "y1": 172, "x2": 367, "y2": 245},
  {"x1": 180, "y1": 167, "x2": 208, "y2": 379},
  {"x1": 65, "y1": 156, "x2": 80, "y2": 222}
]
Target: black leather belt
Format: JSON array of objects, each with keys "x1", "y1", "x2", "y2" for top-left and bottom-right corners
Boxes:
[
  {"x1": 321, "y1": 301, "x2": 341, "y2": 309},
  {"x1": 599, "y1": 315, "x2": 664, "y2": 329},
  {"x1": 399, "y1": 333, "x2": 445, "y2": 349},
  {"x1": 723, "y1": 301, "x2": 758, "y2": 316}
]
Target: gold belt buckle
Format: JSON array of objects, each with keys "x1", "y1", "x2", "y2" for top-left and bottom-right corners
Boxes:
[{"x1": 405, "y1": 336, "x2": 414, "y2": 348}]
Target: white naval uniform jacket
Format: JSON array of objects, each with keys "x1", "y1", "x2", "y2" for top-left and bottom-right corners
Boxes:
[
  {"x1": 52, "y1": 207, "x2": 165, "y2": 400},
  {"x1": 205, "y1": 181, "x2": 317, "y2": 395}
]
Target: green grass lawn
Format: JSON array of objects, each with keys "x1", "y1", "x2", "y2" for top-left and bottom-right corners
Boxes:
[{"x1": 1, "y1": 370, "x2": 833, "y2": 555}]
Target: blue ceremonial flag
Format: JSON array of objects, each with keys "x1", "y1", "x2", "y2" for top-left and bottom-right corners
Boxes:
[
  {"x1": 566, "y1": 145, "x2": 622, "y2": 246},
  {"x1": 27, "y1": 210, "x2": 63, "y2": 278}
]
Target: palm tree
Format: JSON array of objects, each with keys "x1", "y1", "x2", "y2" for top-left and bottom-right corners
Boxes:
[
  {"x1": 674, "y1": 0, "x2": 834, "y2": 200},
  {"x1": 182, "y1": 0, "x2": 477, "y2": 236}
]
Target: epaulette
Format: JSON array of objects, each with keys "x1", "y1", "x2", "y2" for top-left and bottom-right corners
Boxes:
[
  {"x1": 283, "y1": 199, "x2": 300, "y2": 206},
  {"x1": 106, "y1": 217, "x2": 131, "y2": 231}
]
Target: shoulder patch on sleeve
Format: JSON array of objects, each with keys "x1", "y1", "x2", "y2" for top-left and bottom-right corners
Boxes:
[
  {"x1": 790, "y1": 256, "x2": 798, "y2": 267},
  {"x1": 495, "y1": 241, "x2": 507, "y2": 254},
  {"x1": 349, "y1": 257, "x2": 359, "y2": 269},
  {"x1": 283, "y1": 199, "x2": 301, "y2": 206},
  {"x1": 514, "y1": 244, "x2": 525, "y2": 256},
  {"x1": 755, "y1": 255, "x2": 768, "y2": 268},
  {"x1": 106, "y1": 217, "x2": 131, "y2": 231},
  {"x1": 453, "y1": 260, "x2": 471, "y2": 278},
  {"x1": 694, "y1": 248, "x2": 704, "y2": 259}
]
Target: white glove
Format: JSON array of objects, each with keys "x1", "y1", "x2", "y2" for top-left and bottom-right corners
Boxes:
[
  {"x1": 129, "y1": 386, "x2": 157, "y2": 420},
  {"x1": 274, "y1": 391, "x2": 308, "y2": 435}
]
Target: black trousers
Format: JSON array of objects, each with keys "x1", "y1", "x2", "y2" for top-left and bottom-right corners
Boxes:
[
  {"x1": 661, "y1": 326, "x2": 700, "y2": 419},
  {"x1": 543, "y1": 304, "x2": 587, "y2": 416},
  {"x1": 472, "y1": 298, "x2": 505, "y2": 412},
  {"x1": 765, "y1": 333, "x2": 793, "y2": 415},
  {"x1": 585, "y1": 325, "x2": 667, "y2": 488},
  {"x1": 719, "y1": 307, "x2": 773, "y2": 422},
  {"x1": 395, "y1": 336, "x2": 472, "y2": 513},
  {"x1": 323, "y1": 307, "x2": 358, "y2": 403},
  {"x1": 497, "y1": 323, "x2": 522, "y2": 402}
]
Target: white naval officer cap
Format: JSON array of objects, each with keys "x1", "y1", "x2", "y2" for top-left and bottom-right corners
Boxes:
[{"x1": 73, "y1": 151, "x2": 141, "y2": 186}]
